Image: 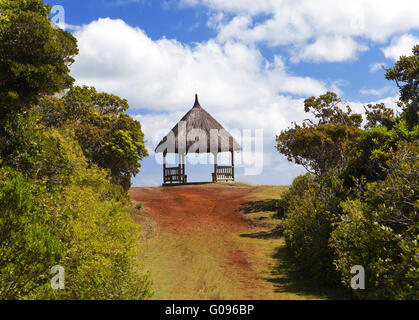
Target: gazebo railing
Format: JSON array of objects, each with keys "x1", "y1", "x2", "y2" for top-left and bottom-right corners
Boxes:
[
  {"x1": 164, "y1": 166, "x2": 187, "y2": 184},
  {"x1": 212, "y1": 165, "x2": 234, "y2": 182}
]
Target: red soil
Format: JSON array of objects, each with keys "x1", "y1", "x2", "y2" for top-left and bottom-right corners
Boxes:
[{"x1": 129, "y1": 185, "x2": 258, "y2": 233}]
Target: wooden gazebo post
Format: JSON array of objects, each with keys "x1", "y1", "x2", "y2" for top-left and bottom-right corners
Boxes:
[
  {"x1": 181, "y1": 153, "x2": 186, "y2": 183},
  {"x1": 163, "y1": 151, "x2": 167, "y2": 184},
  {"x1": 213, "y1": 152, "x2": 218, "y2": 182},
  {"x1": 178, "y1": 153, "x2": 182, "y2": 182},
  {"x1": 231, "y1": 151, "x2": 235, "y2": 181}
]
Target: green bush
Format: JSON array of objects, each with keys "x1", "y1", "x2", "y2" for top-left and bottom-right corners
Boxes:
[
  {"x1": 275, "y1": 173, "x2": 314, "y2": 218},
  {"x1": 0, "y1": 130, "x2": 151, "y2": 299},
  {"x1": 136, "y1": 201, "x2": 143, "y2": 210},
  {"x1": 283, "y1": 172, "x2": 347, "y2": 284},
  {"x1": 330, "y1": 142, "x2": 419, "y2": 299},
  {"x1": 37, "y1": 130, "x2": 151, "y2": 299},
  {"x1": 0, "y1": 167, "x2": 64, "y2": 299}
]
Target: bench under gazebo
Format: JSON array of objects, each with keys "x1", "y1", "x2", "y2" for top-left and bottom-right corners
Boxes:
[{"x1": 155, "y1": 94, "x2": 242, "y2": 185}]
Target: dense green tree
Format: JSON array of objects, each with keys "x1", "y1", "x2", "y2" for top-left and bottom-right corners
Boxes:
[
  {"x1": 283, "y1": 171, "x2": 349, "y2": 285},
  {"x1": 0, "y1": 167, "x2": 64, "y2": 299},
  {"x1": 38, "y1": 86, "x2": 149, "y2": 189},
  {"x1": 0, "y1": 0, "x2": 78, "y2": 119},
  {"x1": 386, "y1": 45, "x2": 419, "y2": 128},
  {"x1": 0, "y1": 111, "x2": 73, "y2": 185},
  {"x1": 343, "y1": 119, "x2": 418, "y2": 184},
  {"x1": 0, "y1": 130, "x2": 151, "y2": 299},
  {"x1": 331, "y1": 142, "x2": 418, "y2": 299}
]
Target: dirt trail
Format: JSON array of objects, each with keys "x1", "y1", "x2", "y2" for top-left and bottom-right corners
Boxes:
[
  {"x1": 129, "y1": 185, "x2": 320, "y2": 300},
  {"x1": 130, "y1": 185, "x2": 257, "y2": 233}
]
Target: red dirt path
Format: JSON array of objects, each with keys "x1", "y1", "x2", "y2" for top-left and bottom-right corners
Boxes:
[{"x1": 129, "y1": 185, "x2": 258, "y2": 233}]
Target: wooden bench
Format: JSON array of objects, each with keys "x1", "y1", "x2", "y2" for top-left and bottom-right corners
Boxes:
[
  {"x1": 212, "y1": 165, "x2": 234, "y2": 182},
  {"x1": 164, "y1": 166, "x2": 187, "y2": 184}
]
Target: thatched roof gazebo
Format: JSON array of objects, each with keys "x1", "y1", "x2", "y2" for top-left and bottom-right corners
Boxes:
[{"x1": 155, "y1": 94, "x2": 242, "y2": 184}]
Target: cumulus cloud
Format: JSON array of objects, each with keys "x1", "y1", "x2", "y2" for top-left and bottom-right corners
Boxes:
[
  {"x1": 369, "y1": 62, "x2": 386, "y2": 73},
  {"x1": 292, "y1": 36, "x2": 368, "y2": 63},
  {"x1": 382, "y1": 34, "x2": 419, "y2": 60},
  {"x1": 71, "y1": 18, "x2": 333, "y2": 132},
  {"x1": 360, "y1": 86, "x2": 396, "y2": 96},
  {"x1": 181, "y1": 0, "x2": 276, "y2": 15},
  {"x1": 182, "y1": 0, "x2": 419, "y2": 63}
]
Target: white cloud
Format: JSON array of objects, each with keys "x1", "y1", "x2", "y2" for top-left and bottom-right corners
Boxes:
[
  {"x1": 360, "y1": 86, "x2": 395, "y2": 96},
  {"x1": 369, "y1": 62, "x2": 386, "y2": 73},
  {"x1": 349, "y1": 95, "x2": 400, "y2": 119},
  {"x1": 292, "y1": 36, "x2": 368, "y2": 63},
  {"x1": 180, "y1": 0, "x2": 275, "y2": 15},
  {"x1": 382, "y1": 34, "x2": 419, "y2": 60},
  {"x1": 71, "y1": 18, "x2": 333, "y2": 133},
  {"x1": 182, "y1": 0, "x2": 419, "y2": 63}
]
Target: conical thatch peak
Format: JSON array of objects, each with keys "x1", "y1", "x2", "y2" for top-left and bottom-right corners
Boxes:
[
  {"x1": 155, "y1": 94, "x2": 242, "y2": 154},
  {"x1": 193, "y1": 94, "x2": 200, "y2": 108}
]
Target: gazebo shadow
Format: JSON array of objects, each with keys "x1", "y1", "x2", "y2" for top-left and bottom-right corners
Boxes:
[{"x1": 162, "y1": 181, "x2": 214, "y2": 187}]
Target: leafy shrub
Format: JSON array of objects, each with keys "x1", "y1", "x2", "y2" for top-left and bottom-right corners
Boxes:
[
  {"x1": 276, "y1": 47, "x2": 419, "y2": 299},
  {"x1": 275, "y1": 173, "x2": 314, "y2": 218},
  {"x1": 0, "y1": 167, "x2": 64, "y2": 299},
  {"x1": 343, "y1": 120, "x2": 419, "y2": 185},
  {"x1": 0, "y1": 130, "x2": 151, "y2": 299},
  {"x1": 330, "y1": 142, "x2": 419, "y2": 299},
  {"x1": 37, "y1": 130, "x2": 151, "y2": 299},
  {"x1": 283, "y1": 172, "x2": 347, "y2": 284},
  {"x1": 136, "y1": 201, "x2": 143, "y2": 210}
]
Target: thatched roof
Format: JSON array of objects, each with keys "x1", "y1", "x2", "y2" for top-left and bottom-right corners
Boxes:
[{"x1": 155, "y1": 94, "x2": 242, "y2": 154}]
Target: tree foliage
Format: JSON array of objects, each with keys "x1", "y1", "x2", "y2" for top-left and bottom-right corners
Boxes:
[
  {"x1": 364, "y1": 103, "x2": 396, "y2": 129},
  {"x1": 283, "y1": 171, "x2": 348, "y2": 284},
  {"x1": 276, "y1": 92, "x2": 362, "y2": 175},
  {"x1": 0, "y1": 131, "x2": 151, "y2": 299},
  {"x1": 331, "y1": 142, "x2": 419, "y2": 299},
  {"x1": 0, "y1": 0, "x2": 78, "y2": 119},
  {"x1": 38, "y1": 86, "x2": 149, "y2": 189},
  {"x1": 385, "y1": 45, "x2": 419, "y2": 128}
]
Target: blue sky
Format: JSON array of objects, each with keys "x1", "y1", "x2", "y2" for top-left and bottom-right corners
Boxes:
[{"x1": 47, "y1": 0, "x2": 419, "y2": 186}]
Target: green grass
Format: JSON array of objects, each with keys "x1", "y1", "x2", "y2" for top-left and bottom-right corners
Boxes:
[
  {"x1": 135, "y1": 201, "x2": 143, "y2": 210},
  {"x1": 140, "y1": 230, "x2": 245, "y2": 300}
]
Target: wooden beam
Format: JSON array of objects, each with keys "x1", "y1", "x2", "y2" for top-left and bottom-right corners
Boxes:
[
  {"x1": 163, "y1": 152, "x2": 167, "y2": 183},
  {"x1": 231, "y1": 151, "x2": 235, "y2": 181},
  {"x1": 182, "y1": 153, "x2": 186, "y2": 183},
  {"x1": 213, "y1": 152, "x2": 218, "y2": 183}
]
